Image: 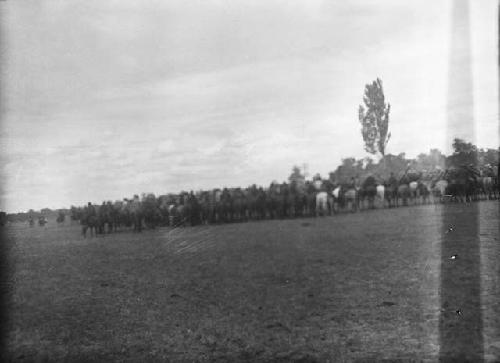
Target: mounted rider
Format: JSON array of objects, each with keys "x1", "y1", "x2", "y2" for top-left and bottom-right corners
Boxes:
[
  {"x1": 399, "y1": 172, "x2": 410, "y2": 185},
  {"x1": 388, "y1": 172, "x2": 398, "y2": 189},
  {"x1": 348, "y1": 177, "x2": 356, "y2": 190},
  {"x1": 130, "y1": 195, "x2": 141, "y2": 212}
]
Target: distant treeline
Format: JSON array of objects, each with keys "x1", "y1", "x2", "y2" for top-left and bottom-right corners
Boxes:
[
  {"x1": 322, "y1": 139, "x2": 498, "y2": 184},
  {"x1": 2, "y1": 138, "x2": 498, "y2": 224}
]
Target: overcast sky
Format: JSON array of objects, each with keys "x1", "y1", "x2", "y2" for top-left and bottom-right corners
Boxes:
[{"x1": 0, "y1": 0, "x2": 498, "y2": 213}]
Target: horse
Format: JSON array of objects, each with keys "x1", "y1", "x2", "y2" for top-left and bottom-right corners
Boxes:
[
  {"x1": 376, "y1": 184, "x2": 385, "y2": 208},
  {"x1": 157, "y1": 196, "x2": 171, "y2": 226},
  {"x1": 243, "y1": 187, "x2": 256, "y2": 220},
  {"x1": 397, "y1": 174, "x2": 411, "y2": 207},
  {"x1": 343, "y1": 186, "x2": 358, "y2": 213},
  {"x1": 198, "y1": 191, "x2": 212, "y2": 225},
  {"x1": 287, "y1": 182, "x2": 305, "y2": 218},
  {"x1": 97, "y1": 202, "x2": 113, "y2": 234},
  {"x1": 129, "y1": 197, "x2": 144, "y2": 232},
  {"x1": 360, "y1": 176, "x2": 377, "y2": 210},
  {"x1": 213, "y1": 189, "x2": 224, "y2": 223},
  {"x1": 142, "y1": 194, "x2": 162, "y2": 229},
  {"x1": 409, "y1": 181, "x2": 419, "y2": 204},
  {"x1": 433, "y1": 178, "x2": 449, "y2": 203},
  {"x1": 179, "y1": 193, "x2": 193, "y2": 226},
  {"x1": 322, "y1": 180, "x2": 335, "y2": 215},
  {"x1": 293, "y1": 190, "x2": 307, "y2": 218},
  {"x1": 168, "y1": 204, "x2": 180, "y2": 227},
  {"x1": 168, "y1": 195, "x2": 189, "y2": 227},
  {"x1": 120, "y1": 200, "x2": 133, "y2": 228},
  {"x1": 304, "y1": 182, "x2": 317, "y2": 217},
  {"x1": 280, "y1": 183, "x2": 294, "y2": 218},
  {"x1": 332, "y1": 185, "x2": 344, "y2": 213},
  {"x1": 480, "y1": 175, "x2": 496, "y2": 200},
  {"x1": 397, "y1": 184, "x2": 410, "y2": 206},
  {"x1": 418, "y1": 178, "x2": 434, "y2": 204},
  {"x1": 445, "y1": 166, "x2": 478, "y2": 203},
  {"x1": 186, "y1": 193, "x2": 201, "y2": 226},
  {"x1": 255, "y1": 188, "x2": 267, "y2": 220},
  {"x1": 111, "y1": 201, "x2": 124, "y2": 230},
  {"x1": 266, "y1": 184, "x2": 281, "y2": 219},
  {"x1": 105, "y1": 202, "x2": 120, "y2": 233},
  {"x1": 417, "y1": 181, "x2": 431, "y2": 204},
  {"x1": 384, "y1": 176, "x2": 398, "y2": 208},
  {"x1": 315, "y1": 191, "x2": 329, "y2": 216},
  {"x1": 81, "y1": 215, "x2": 99, "y2": 238},
  {"x1": 81, "y1": 204, "x2": 98, "y2": 237},
  {"x1": 463, "y1": 166, "x2": 482, "y2": 202},
  {"x1": 232, "y1": 189, "x2": 248, "y2": 222},
  {"x1": 493, "y1": 165, "x2": 500, "y2": 196},
  {"x1": 220, "y1": 189, "x2": 233, "y2": 222}
]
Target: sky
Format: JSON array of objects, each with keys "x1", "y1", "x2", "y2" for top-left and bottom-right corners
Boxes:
[{"x1": 0, "y1": 0, "x2": 498, "y2": 213}]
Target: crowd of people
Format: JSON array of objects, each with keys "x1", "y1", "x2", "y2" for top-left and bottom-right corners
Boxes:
[{"x1": 67, "y1": 164, "x2": 498, "y2": 237}]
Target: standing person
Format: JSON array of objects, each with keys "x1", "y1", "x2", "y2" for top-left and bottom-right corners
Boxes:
[
  {"x1": 87, "y1": 202, "x2": 96, "y2": 222},
  {"x1": 82, "y1": 202, "x2": 97, "y2": 237},
  {"x1": 492, "y1": 164, "x2": 499, "y2": 196},
  {"x1": 28, "y1": 213, "x2": 35, "y2": 227},
  {"x1": 98, "y1": 201, "x2": 107, "y2": 234}
]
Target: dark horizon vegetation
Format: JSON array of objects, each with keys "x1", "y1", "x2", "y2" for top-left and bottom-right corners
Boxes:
[{"x1": 1, "y1": 138, "x2": 498, "y2": 219}]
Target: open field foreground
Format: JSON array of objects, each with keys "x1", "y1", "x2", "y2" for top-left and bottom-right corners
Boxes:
[{"x1": 2, "y1": 201, "x2": 499, "y2": 362}]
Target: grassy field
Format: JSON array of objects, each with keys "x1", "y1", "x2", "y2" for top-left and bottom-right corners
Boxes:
[{"x1": 2, "y1": 201, "x2": 499, "y2": 362}]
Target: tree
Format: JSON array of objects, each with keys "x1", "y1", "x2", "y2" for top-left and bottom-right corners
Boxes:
[
  {"x1": 331, "y1": 158, "x2": 358, "y2": 183},
  {"x1": 414, "y1": 149, "x2": 446, "y2": 172},
  {"x1": 447, "y1": 138, "x2": 477, "y2": 168},
  {"x1": 429, "y1": 148, "x2": 446, "y2": 170},
  {"x1": 478, "y1": 147, "x2": 499, "y2": 167},
  {"x1": 288, "y1": 166, "x2": 305, "y2": 187},
  {"x1": 358, "y1": 78, "x2": 391, "y2": 157},
  {"x1": 380, "y1": 153, "x2": 408, "y2": 176}
]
